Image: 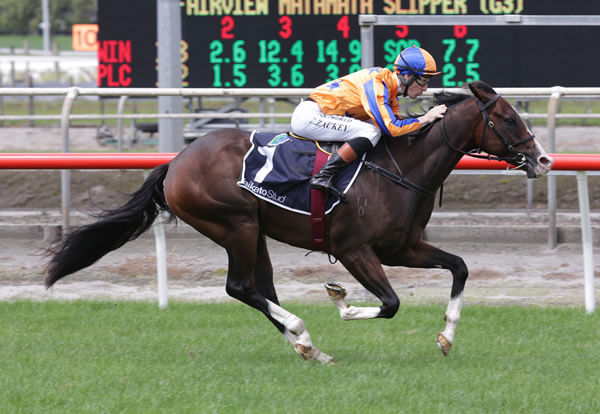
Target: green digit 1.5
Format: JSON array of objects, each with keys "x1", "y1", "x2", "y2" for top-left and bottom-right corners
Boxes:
[{"x1": 212, "y1": 64, "x2": 222, "y2": 87}]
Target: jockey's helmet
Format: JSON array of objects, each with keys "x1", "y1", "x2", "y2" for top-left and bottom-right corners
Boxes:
[{"x1": 394, "y1": 46, "x2": 441, "y2": 78}]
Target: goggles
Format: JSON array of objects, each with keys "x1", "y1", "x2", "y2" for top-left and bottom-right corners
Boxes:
[{"x1": 415, "y1": 75, "x2": 432, "y2": 86}]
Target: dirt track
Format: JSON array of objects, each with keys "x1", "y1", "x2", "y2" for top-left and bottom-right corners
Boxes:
[
  {"x1": 1, "y1": 229, "x2": 597, "y2": 307},
  {"x1": 0, "y1": 126, "x2": 598, "y2": 307}
]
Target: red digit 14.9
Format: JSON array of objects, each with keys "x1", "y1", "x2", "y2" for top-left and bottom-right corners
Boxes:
[
  {"x1": 279, "y1": 16, "x2": 292, "y2": 39},
  {"x1": 221, "y1": 16, "x2": 234, "y2": 39},
  {"x1": 336, "y1": 16, "x2": 349, "y2": 39}
]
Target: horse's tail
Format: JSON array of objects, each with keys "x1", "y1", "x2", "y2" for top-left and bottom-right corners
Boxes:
[{"x1": 45, "y1": 163, "x2": 173, "y2": 288}]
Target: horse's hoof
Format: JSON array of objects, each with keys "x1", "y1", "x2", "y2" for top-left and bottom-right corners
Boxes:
[
  {"x1": 295, "y1": 343, "x2": 313, "y2": 360},
  {"x1": 296, "y1": 344, "x2": 336, "y2": 365},
  {"x1": 436, "y1": 333, "x2": 452, "y2": 356},
  {"x1": 324, "y1": 282, "x2": 347, "y2": 300}
]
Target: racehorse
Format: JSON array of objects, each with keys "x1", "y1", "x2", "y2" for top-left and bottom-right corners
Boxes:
[{"x1": 45, "y1": 81, "x2": 553, "y2": 364}]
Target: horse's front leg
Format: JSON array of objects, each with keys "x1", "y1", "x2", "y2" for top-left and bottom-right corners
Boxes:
[{"x1": 392, "y1": 240, "x2": 468, "y2": 356}]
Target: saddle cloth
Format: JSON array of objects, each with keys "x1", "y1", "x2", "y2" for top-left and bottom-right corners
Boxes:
[{"x1": 237, "y1": 131, "x2": 364, "y2": 215}]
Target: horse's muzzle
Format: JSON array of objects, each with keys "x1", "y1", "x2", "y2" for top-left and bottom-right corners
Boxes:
[
  {"x1": 526, "y1": 153, "x2": 554, "y2": 178},
  {"x1": 524, "y1": 139, "x2": 554, "y2": 178}
]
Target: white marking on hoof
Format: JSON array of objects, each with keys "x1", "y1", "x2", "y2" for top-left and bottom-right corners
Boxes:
[
  {"x1": 324, "y1": 282, "x2": 381, "y2": 320},
  {"x1": 295, "y1": 343, "x2": 313, "y2": 360},
  {"x1": 436, "y1": 332, "x2": 452, "y2": 356},
  {"x1": 268, "y1": 300, "x2": 335, "y2": 364},
  {"x1": 324, "y1": 282, "x2": 347, "y2": 300}
]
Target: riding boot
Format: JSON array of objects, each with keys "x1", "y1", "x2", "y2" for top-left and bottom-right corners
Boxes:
[{"x1": 311, "y1": 138, "x2": 371, "y2": 203}]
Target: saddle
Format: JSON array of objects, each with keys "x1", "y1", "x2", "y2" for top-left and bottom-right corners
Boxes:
[
  {"x1": 237, "y1": 131, "x2": 363, "y2": 215},
  {"x1": 237, "y1": 131, "x2": 365, "y2": 251}
]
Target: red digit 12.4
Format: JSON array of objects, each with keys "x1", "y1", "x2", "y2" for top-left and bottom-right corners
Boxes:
[
  {"x1": 279, "y1": 16, "x2": 292, "y2": 39},
  {"x1": 336, "y1": 15, "x2": 349, "y2": 39},
  {"x1": 221, "y1": 16, "x2": 234, "y2": 39}
]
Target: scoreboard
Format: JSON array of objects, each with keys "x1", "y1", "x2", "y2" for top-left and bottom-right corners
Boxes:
[{"x1": 97, "y1": 0, "x2": 600, "y2": 88}]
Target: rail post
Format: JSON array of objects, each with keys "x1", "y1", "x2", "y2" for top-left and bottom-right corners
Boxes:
[
  {"x1": 576, "y1": 171, "x2": 596, "y2": 313},
  {"x1": 116, "y1": 95, "x2": 129, "y2": 152},
  {"x1": 546, "y1": 87, "x2": 563, "y2": 248},
  {"x1": 60, "y1": 87, "x2": 79, "y2": 232}
]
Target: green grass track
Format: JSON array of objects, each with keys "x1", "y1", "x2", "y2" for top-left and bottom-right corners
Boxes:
[{"x1": 1, "y1": 301, "x2": 599, "y2": 413}]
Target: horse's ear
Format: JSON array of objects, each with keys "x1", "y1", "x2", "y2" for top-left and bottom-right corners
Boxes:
[
  {"x1": 468, "y1": 82, "x2": 483, "y2": 101},
  {"x1": 468, "y1": 81, "x2": 495, "y2": 103}
]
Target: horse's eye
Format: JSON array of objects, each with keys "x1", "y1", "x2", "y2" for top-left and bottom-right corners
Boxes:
[{"x1": 506, "y1": 117, "x2": 516, "y2": 126}]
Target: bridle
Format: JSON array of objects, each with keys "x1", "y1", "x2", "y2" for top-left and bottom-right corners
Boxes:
[
  {"x1": 440, "y1": 94, "x2": 535, "y2": 167},
  {"x1": 362, "y1": 92, "x2": 536, "y2": 201}
]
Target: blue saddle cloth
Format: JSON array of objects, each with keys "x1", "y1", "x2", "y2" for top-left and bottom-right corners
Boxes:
[{"x1": 237, "y1": 131, "x2": 363, "y2": 215}]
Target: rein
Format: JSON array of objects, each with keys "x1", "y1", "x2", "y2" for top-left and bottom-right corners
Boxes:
[{"x1": 362, "y1": 137, "x2": 436, "y2": 198}]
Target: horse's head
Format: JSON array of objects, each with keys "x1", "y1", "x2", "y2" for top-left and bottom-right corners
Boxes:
[{"x1": 468, "y1": 81, "x2": 554, "y2": 178}]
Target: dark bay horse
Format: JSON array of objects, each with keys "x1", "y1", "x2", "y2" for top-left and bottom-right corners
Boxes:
[{"x1": 45, "y1": 81, "x2": 553, "y2": 364}]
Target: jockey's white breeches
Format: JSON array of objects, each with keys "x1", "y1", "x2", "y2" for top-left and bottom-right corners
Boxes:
[{"x1": 291, "y1": 100, "x2": 381, "y2": 146}]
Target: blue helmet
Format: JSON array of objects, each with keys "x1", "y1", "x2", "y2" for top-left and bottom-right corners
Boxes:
[{"x1": 394, "y1": 46, "x2": 441, "y2": 76}]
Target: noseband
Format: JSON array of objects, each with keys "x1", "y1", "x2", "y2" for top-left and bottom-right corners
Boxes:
[{"x1": 440, "y1": 94, "x2": 535, "y2": 166}]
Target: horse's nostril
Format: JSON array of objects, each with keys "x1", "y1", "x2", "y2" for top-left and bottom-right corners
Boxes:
[{"x1": 538, "y1": 155, "x2": 554, "y2": 168}]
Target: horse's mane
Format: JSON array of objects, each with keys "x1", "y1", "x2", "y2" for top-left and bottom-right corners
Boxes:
[
  {"x1": 432, "y1": 90, "x2": 471, "y2": 107},
  {"x1": 404, "y1": 83, "x2": 485, "y2": 138}
]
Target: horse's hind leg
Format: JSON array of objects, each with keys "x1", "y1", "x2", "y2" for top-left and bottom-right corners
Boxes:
[
  {"x1": 225, "y1": 228, "x2": 334, "y2": 364},
  {"x1": 252, "y1": 234, "x2": 278, "y2": 305},
  {"x1": 327, "y1": 247, "x2": 400, "y2": 320}
]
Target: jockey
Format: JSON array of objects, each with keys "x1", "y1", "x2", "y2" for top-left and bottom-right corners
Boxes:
[{"x1": 291, "y1": 46, "x2": 447, "y2": 202}]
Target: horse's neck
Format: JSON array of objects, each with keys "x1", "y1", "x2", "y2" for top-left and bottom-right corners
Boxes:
[{"x1": 384, "y1": 107, "x2": 480, "y2": 192}]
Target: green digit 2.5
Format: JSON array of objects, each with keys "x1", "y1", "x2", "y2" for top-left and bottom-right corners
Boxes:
[{"x1": 442, "y1": 63, "x2": 456, "y2": 87}]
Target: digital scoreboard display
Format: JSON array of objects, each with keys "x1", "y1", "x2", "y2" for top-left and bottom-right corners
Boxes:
[{"x1": 97, "y1": 0, "x2": 600, "y2": 88}]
